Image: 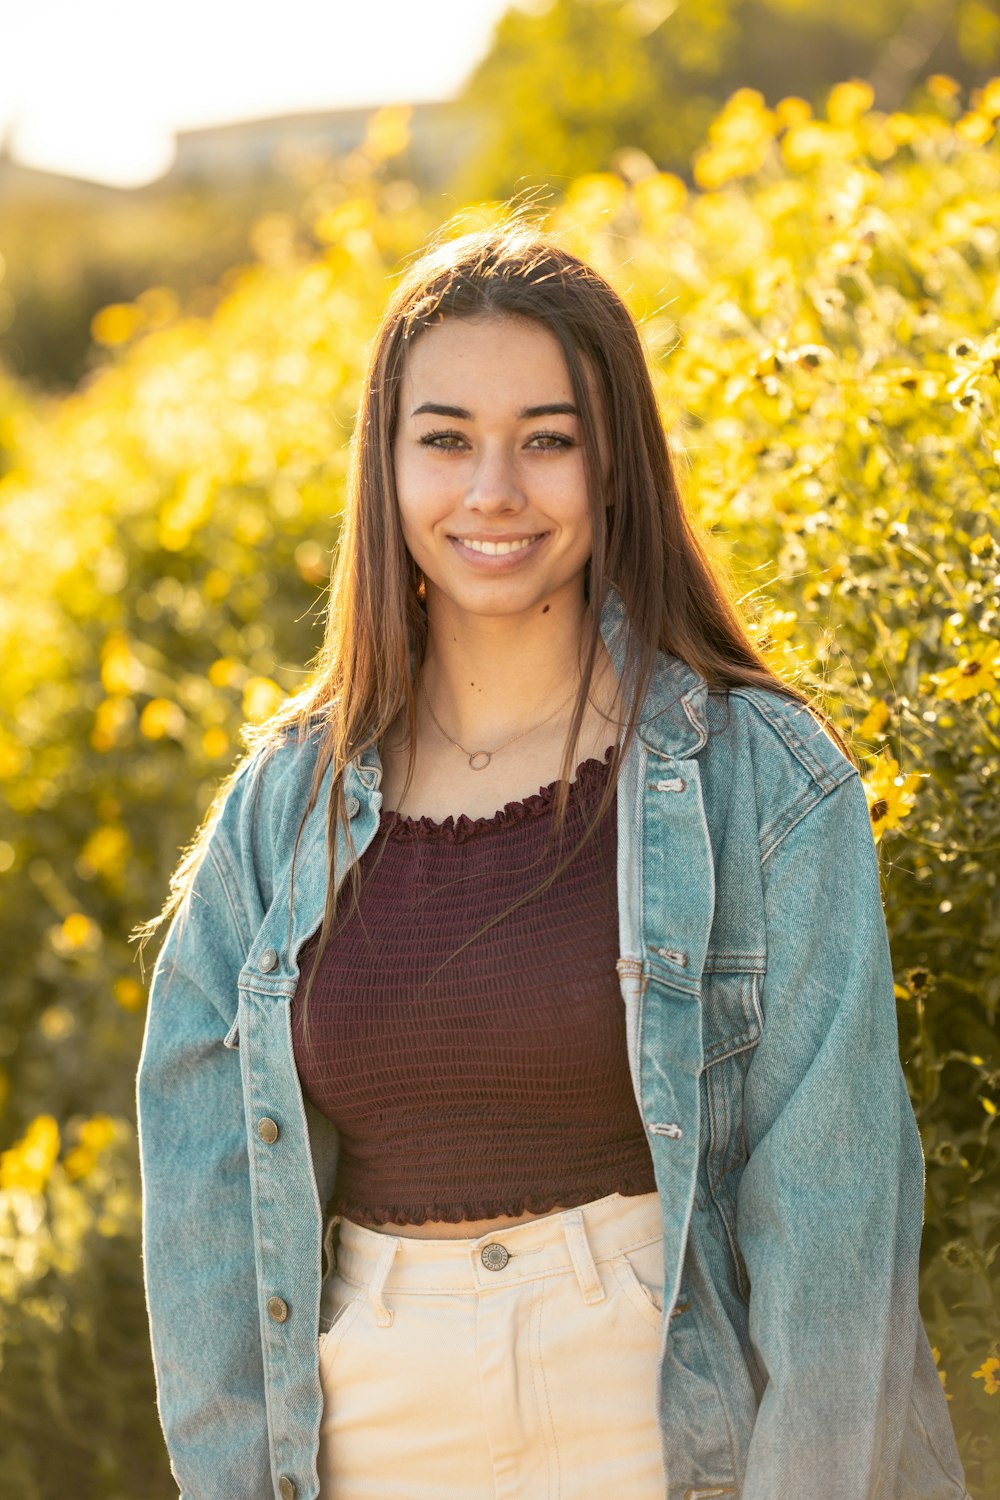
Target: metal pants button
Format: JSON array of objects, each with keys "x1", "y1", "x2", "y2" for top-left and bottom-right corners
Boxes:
[{"x1": 481, "y1": 1243, "x2": 510, "y2": 1271}]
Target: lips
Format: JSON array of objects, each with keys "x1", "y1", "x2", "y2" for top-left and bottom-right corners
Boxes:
[{"x1": 449, "y1": 533, "x2": 546, "y2": 556}]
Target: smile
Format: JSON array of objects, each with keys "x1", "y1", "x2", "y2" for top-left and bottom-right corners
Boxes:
[{"x1": 451, "y1": 534, "x2": 546, "y2": 556}]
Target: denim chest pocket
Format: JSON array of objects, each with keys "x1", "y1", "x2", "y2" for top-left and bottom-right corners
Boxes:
[{"x1": 697, "y1": 966, "x2": 763, "y2": 1301}]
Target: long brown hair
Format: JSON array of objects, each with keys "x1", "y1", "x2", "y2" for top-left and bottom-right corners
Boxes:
[{"x1": 133, "y1": 217, "x2": 856, "y2": 1009}]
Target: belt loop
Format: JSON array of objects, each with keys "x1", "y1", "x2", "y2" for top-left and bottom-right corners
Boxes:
[
  {"x1": 561, "y1": 1208, "x2": 606, "y2": 1305},
  {"x1": 367, "y1": 1234, "x2": 400, "y2": 1328}
]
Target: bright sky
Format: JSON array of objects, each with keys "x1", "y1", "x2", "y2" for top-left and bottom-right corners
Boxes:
[{"x1": 0, "y1": 0, "x2": 517, "y2": 187}]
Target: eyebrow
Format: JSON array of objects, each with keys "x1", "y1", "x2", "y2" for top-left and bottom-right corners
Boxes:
[{"x1": 411, "y1": 401, "x2": 580, "y2": 420}]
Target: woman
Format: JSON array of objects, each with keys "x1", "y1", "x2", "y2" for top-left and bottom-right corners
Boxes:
[{"x1": 135, "y1": 223, "x2": 968, "y2": 1500}]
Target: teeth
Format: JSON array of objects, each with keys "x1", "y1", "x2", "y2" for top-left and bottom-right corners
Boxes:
[{"x1": 460, "y1": 536, "x2": 540, "y2": 555}]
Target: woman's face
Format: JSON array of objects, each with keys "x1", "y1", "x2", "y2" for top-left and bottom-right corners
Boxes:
[{"x1": 393, "y1": 314, "x2": 606, "y2": 629}]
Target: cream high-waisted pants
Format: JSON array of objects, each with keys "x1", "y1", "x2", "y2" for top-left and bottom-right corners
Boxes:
[{"x1": 316, "y1": 1190, "x2": 667, "y2": 1499}]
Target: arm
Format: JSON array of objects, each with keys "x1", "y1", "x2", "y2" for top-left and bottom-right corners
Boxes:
[
  {"x1": 736, "y1": 770, "x2": 964, "y2": 1499},
  {"x1": 136, "y1": 823, "x2": 272, "y2": 1500}
]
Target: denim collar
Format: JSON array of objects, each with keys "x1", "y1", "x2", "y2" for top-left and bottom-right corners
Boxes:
[{"x1": 596, "y1": 584, "x2": 709, "y2": 762}]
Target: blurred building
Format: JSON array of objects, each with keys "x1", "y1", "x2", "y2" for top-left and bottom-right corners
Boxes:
[{"x1": 165, "y1": 101, "x2": 474, "y2": 190}]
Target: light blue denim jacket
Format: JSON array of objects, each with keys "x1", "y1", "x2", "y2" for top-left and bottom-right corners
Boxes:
[{"x1": 137, "y1": 587, "x2": 968, "y2": 1500}]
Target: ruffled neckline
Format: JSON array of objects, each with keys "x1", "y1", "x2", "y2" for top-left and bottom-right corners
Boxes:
[{"x1": 381, "y1": 743, "x2": 616, "y2": 844}]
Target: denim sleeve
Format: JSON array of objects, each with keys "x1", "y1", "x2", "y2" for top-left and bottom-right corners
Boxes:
[
  {"x1": 136, "y1": 833, "x2": 273, "y2": 1500},
  {"x1": 735, "y1": 770, "x2": 966, "y2": 1500}
]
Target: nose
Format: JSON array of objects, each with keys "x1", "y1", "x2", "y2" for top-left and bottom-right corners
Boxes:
[{"x1": 463, "y1": 443, "x2": 527, "y2": 515}]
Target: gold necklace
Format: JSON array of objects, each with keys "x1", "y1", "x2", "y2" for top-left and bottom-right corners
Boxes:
[{"x1": 422, "y1": 684, "x2": 578, "y2": 770}]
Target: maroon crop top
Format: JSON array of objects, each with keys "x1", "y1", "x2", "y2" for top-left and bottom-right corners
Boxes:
[{"x1": 290, "y1": 746, "x2": 657, "y2": 1226}]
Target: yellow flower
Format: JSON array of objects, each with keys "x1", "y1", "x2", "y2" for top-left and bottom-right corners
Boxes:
[
  {"x1": 886, "y1": 113, "x2": 918, "y2": 145},
  {"x1": 929, "y1": 640, "x2": 1000, "y2": 701},
  {"x1": 100, "y1": 631, "x2": 145, "y2": 695},
  {"x1": 0, "y1": 1115, "x2": 60, "y2": 1194},
  {"x1": 775, "y1": 97, "x2": 812, "y2": 130},
  {"x1": 858, "y1": 699, "x2": 891, "y2": 738},
  {"x1": 91, "y1": 696, "x2": 136, "y2": 752},
  {"x1": 751, "y1": 609, "x2": 798, "y2": 649},
  {"x1": 243, "y1": 676, "x2": 285, "y2": 724},
  {"x1": 972, "y1": 1356, "x2": 1000, "y2": 1396},
  {"x1": 931, "y1": 1346, "x2": 953, "y2": 1401},
  {"x1": 781, "y1": 122, "x2": 857, "y2": 171},
  {"x1": 564, "y1": 173, "x2": 628, "y2": 220},
  {"x1": 202, "y1": 727, "x2": 230, "y2": 760},
  {"x1": 694, "y1": 89, "x2": 776, "y2": 189},
  {"x1": 114, "y1": 976, "x2": 145, "y2": 1012},
  {"x1": 53, "y1": 912, "x2": 102, "y2": 954},
  {"x1": 77, "y1": 824, "x2": 130, "y2": 882},
  {"x1": 827, "y1": 80, "x2": 875, "y2": 126},
  {"x1": 63, "y1": 1114, "x2": 117, "y2": 1181},
  {"x1": 158, "y1": 473, "x2": 215, "y2": 552},
  {"x1": 631, "y1": 172, "x2": 687, "y2": 232},
  {"x1": 91, "y1": 302, "x2": 144, "y2": 346},
  {"x1": 203, "y1": 568, "x2": 231, "y2": 601},
  {"x1": 861, "y1": 752, "x2": 922, "y2": 844},
  {"x1": 139, "y1": 698, "x2": 187, "y2": 740},
  {"x1": 955, "y1": 113, "x2": 995, "y2": 145},
  {"x1": 927, "y1": 75, "x2": 962, "y2": 101},
  {"x1": 208, "y1": 657, "x2": 244, "y2": 688}
]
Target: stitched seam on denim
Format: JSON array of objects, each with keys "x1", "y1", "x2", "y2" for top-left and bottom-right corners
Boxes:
[
  {"x1": 529, "y1": 1279, "x2": 560, "y2": 1496},
  {"x1": 761, "y1": 766, "x2": 862, "y2": 869},
  {"x1": 727, "y1": 686, "x2": 850, "y2": 790},
  {"x1": 758, "y1": 780, "x2": 827, "y2": 864},
  {"x1": 241, "y1": 1023, "x2": 279, "y2": 1480},
  {"x1": 708, "y1": 1173, "x2": 751, "y2": 1305},
  {"x1": 683, "y1": 1298, "x2": 742, "y2": 1484},
  {"x1": 704, "y1": 954, "x2": 767, "y2": 973},
  {"x1": 702, "y1": 973, "x2": 764, "y2": 1067},
  {"x1": 206, "y1": 840, "x2": 253, "y2": 951},
  {"x1": 703, "y1": 1032, "x2": 759, "y2": 1067}
]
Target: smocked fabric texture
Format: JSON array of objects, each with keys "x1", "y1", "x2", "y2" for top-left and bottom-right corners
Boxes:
[
  {"x1": 136, "y1": 586, "x2": 970, "y2": 1500},
  {"x1": 291, "y1": 746, "x2": 657, "y2": 1226}
]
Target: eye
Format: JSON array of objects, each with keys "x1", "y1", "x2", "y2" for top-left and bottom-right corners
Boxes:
[
  {"x1": 418, "y1": 429, "x2": 467, "y2": 449},
  {"x1": 528, "y1": 431, "x2": 575, "y2": 449}
]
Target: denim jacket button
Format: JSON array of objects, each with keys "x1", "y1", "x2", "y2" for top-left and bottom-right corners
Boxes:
[
  {"x1": 278, "y1": 1477, "x2": 296, "y2": 1500},
  {"x1": 259, "y1": 948, "x2": 279, "y2": 972},
  {"x1": 257, "y1": 1117, "x2": 279, "y2": 1144},
  {"x1": 267, "y1": 1295, "x2": 289, "y2": 1322},
  {"x1": 346, "y1": 795, "x2": 361, "y2": 817}
]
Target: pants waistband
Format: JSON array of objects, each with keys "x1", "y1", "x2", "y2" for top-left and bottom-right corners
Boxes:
[{"x1": 323, "y1": 1190, "x2": 662, "y2": 1303}]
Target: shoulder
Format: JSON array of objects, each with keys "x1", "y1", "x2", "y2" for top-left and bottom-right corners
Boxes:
[
  {"x1": 709, "y1": 683, "x2": 857, "y2": 791},
  {"x1": 208, "y1": 711, "x2": 329, "y2": 874},
  {"x1": 701, "y1": 681, "x2": 861, "y2": 861}
]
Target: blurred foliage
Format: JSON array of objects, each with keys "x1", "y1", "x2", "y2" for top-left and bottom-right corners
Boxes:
[
  {"x1": 5, "y1": 2, "x2": 1000, "y2": 394},
  {"x1": 453, "y1": 0, "x2": 1000, "y2": 199},
  {"x1": 0, "y1": 1116, "x2": 155, "y2": 1498},
  {"x1": 0, "y1": 173, "x2": 346, "y2": 392},
  {"x1": 1, "y1": 83, "x2": 998, "y2": 1499}
]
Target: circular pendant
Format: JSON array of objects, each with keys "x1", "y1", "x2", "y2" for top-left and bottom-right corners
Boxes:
[{"x1": 469, "y1": 750, "x2": 492, "y2": 771}]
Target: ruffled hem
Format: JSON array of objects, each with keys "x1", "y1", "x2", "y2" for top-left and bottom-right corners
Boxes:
[
  {"x1": 331, "y1": 1175, "x2": 657, "y2": 1228},
  {"x1": 382, "y1": 742, "x2": 615, "y2": 844}
]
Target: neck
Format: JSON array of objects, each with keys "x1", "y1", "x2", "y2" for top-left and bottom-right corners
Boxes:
[{"x1": 417, "y1": 591, "x2": 594, "y2": 749}]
